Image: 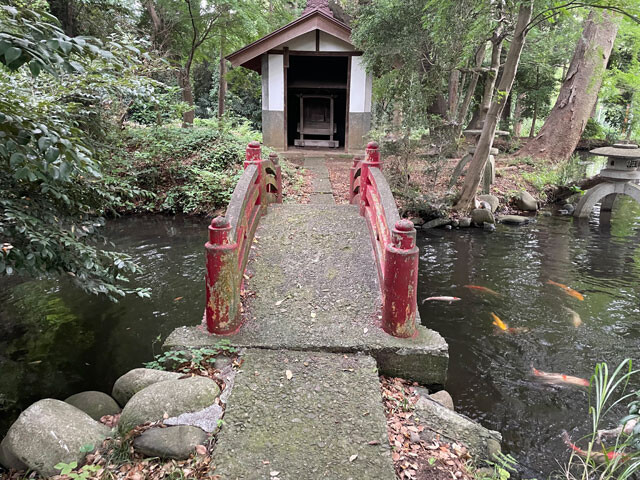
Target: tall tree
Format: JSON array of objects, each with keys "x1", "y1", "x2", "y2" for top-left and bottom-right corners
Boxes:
[
  {"x1": 517, "y1": 10, "x2": 619, "y2": 160},
  {"x1": 454, "y1": 1, "x2": 533, "y2": 212},
  {"x1": 143, "y1": 0, "x2": 222, "y2": 127}
]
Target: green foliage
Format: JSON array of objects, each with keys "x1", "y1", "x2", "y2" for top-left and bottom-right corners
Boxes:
[
  {"x1": 54, "y1": 460, "x2": 101, "y2": 480},
  {"x1": 582, "y1": 118, "x2": 605, "y2": 139},
  {"x1": 564, "y1": 359, "x2": 640, "y2": 480},
  {"x1": 106, "y1": 116, "x2": 261, "y2": 214},
  {"x1": 144, "y1": 342, "x2": 237, "y2": 372},
  {"x1": 0, "y1": 5, "x2": 160, "y2": 299},
  {"x1": 476, "y1": 453, "x2": 520, "y2": 480}
]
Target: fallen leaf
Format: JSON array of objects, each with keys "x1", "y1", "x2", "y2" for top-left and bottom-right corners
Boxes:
[
  {"x1": 285, "y1": 370, "x2": 293, "y2": 380},
  {"x1": 349, "y1": 454, "x2": 358, "y2": 462},
  {"x1": 270, "y1": 471, "x2": 280, "y2": 477},
  {"x1": 262, "y1": 460, "x2": 270, "y2": 465},
  {"x1": 275, "y1": 299, "x2": 284, "y2": 306},
  {"x1": 195, "y1": 445, "x2": 207, "y2": 455},
  {"x1": 367, "y1": 440, "x2": 380, "y2": 445},
  {"x1": 310, "y1": 311, "x2": 316, "y2": 318}
]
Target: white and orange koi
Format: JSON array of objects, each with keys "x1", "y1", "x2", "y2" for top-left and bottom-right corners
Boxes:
[
  {"x1": 532, "y1": 366, "x2": 590, "y2": 387},
  {"x1": 422, "y1": 296, "x2": 461, "y2": 303}
]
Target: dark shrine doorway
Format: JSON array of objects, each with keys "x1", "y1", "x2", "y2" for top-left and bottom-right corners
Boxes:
[{"x1": 286, "y1": 55, "x2": 348, "y2": 149}]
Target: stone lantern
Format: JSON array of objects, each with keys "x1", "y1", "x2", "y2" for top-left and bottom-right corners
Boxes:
[{"x1": 574, "y1": 144, "x2": 640, "y2": 218}]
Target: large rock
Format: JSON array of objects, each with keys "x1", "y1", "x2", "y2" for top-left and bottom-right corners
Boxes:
[
  {"x1": 119, "y1": 376, "x2": 220, "y2": 432},
  {"x1": 0, "y1": 436, "x2": 27, "y2": 471},
  {"x1": 516, "y1": 191, "x2": 538, "y2": 211},
  {"x1": 458, "y1": 217, "x2": 472, "y2": 228},
  {"x1": 477, "y1": 195, "x2": 499, "y2": 213},
  {"x1": 65, "y1": 391, "x2": 120, "y2": 421},
  {"x1": 471, "y1": 208, "x2": 494, "y2": 226},
  {"x1": 112, "y1": 368, "x2": 183, "y2": 407},
  {"x1": 133, "y1": 426, "x2": 208, "y2": 460},
  {"x1": 499, "y1": 215, "x2": 529, "y2": 225},
  {"x1": 429, "y1": 390, "x2": 455, "y2": 411},
  {"x1": 413, "y1": 395, "x2": 501, "y2": 460},
  {"x1": 4, "y1": 399, "x2": 110, "y2": 477}
]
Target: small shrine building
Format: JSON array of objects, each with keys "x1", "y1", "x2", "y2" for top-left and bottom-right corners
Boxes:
[{"x1": 226, "y1": 0, "x2": 372, "y2": 151}]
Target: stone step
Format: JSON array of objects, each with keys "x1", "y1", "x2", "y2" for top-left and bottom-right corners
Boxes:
[{"x1": 214, "y1": 349, "x2": 396, "y2": 480}]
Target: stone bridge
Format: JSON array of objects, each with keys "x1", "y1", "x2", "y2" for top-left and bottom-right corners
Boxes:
[{"x1": 165, "y1": 142, "x2": 448, "y2": 478}]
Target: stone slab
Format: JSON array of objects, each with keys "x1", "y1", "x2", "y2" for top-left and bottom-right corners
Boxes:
[
  {"x1": 311, "y1": 176, "x2": 333, "y2": 194},
  {"x1": 309, "y1": 193, "x2": 336, "y2": 205},
  {"x1": 214, "y1": 349, "x2": 395, "y2": 480},
  {"x1": 166, "y1": 204, "x2": 448, "y2": 385}
]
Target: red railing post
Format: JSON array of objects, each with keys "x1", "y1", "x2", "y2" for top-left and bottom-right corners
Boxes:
[
  {"x1": 205, "y1": 216, "x2": 241, "y2": 334},
  {"x1": 269, "y1": 152, "x2": 283, "y2": 204},
  {"x1": 359, "y1": 142, "x2": 381, "y2": 215},
  {"x1": 382, "y1": 219, "x2": 418, "y2": 338}
]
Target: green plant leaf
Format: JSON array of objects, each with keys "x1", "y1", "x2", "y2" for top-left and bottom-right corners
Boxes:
[{"x1": 5, "y1": 47, "x2": 21, "y2": 64}]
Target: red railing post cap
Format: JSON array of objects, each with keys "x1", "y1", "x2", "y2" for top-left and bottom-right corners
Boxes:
[
  {"x1": 367, "y1": 141, "x2": 379, "y2": 150},
  {"x1": 211, "y1": 216, "x2": 230, "y2": 229},
  {"x1": 248, "y1": 141, "x2": 261, "y2": 148},
  {"x1": 395, "y1": 219, "x2": 415, "y2": 232}
]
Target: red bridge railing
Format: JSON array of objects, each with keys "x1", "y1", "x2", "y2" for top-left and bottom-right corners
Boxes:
[
  {"x1": 205, "y1": 141, "x2": 282, "y2": 334},
  {"x1": 350, "y1": 142, "x2": 419, "y2": 338}
]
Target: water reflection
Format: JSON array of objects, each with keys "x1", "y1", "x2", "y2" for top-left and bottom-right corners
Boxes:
[
  {"x1": 417, "y1": 199, "x2": 640, "y2": 476},
  {"x1": 0, "y1": 215, "x2": 208, "y2": 435}
]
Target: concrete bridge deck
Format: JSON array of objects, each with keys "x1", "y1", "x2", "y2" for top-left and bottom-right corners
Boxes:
[{"x1": 165, "y1": 151, "x2": 449, "y2": 479}]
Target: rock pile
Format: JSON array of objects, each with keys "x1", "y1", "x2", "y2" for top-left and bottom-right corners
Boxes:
[{"x1": 0, "y1": 367, "x2": 225, "y2": 476}]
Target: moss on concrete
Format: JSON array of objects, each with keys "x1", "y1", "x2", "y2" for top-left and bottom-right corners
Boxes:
[{"x1": 214, "y1": 349, "x2": 395, "y2": 480}]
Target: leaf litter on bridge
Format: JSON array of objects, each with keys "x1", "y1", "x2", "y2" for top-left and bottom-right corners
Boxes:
[{"x1": 381, "y1": 376, "x2": 473, "y2": 480}]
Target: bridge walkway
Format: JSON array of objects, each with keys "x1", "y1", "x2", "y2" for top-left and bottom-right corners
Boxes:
[{"x1": 165, "y1": 146, "x2": 448, "y2": 480}]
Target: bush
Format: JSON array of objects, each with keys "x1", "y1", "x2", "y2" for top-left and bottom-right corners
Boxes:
[
  {"x1": 106, "y1": 116, "x2": 264, "y2": 214},
  {"x1": 581, "y1": 118, "x2": 605, "y2": 140}
]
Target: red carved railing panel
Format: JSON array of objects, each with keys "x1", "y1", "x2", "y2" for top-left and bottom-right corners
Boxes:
[
  {"x1": 205, "y1": 141, "x2": 283, "y2": 334},
  {"x1": 349, "y1": 142, "x2": 418, "y2": 338}
]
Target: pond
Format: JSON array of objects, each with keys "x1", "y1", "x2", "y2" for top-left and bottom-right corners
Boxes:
[
  {"x1": 0, "y1": 215, "x2": 208, "y2": 436},
  {"x1": 417, "y1": 195, "x2": 640, "y2": 476},
  {"x1": 2, "y1": 193, "x2": 639, "y2": 477}
]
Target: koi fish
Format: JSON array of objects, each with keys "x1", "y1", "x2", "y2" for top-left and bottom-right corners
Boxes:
[
  {"x1": 174, "y1": 297, "x2": 184, "y2": 302},
  {"x1": 532, "y1": 366, "x2": 590, "y2": 387},
  {"x1": 597, "y1": 418, "x2": 638, "y2": 443},
  {"x1": 563, "y1": 306, "x2": 582, "y2": 327},
  {"x1": 491, "y1": 312, "x2": 507, "y2": 331},
  {"x1": 546, "y1": 280, "x2": 584, "y2": 301},
  {"x1": 464, "y1": 285, "x2": 501, "y2": 296},
  {"x1": 562, "y1": 431, "x2": 624, "y2": 464},
  {"x1": 422, "y1": 296, "x2": 461, "y2": 303}
]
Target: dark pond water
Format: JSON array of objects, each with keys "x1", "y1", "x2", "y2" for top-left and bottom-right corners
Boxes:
[
  {"x1": 2, "y1": 171, "x2": 639, "y2": 477},
  {"x1": 0, "y1": 215, "x2": 208, "y2": 436},
  {"x1": 417, "y1": 196, "x2": 640, "y2": 477}
]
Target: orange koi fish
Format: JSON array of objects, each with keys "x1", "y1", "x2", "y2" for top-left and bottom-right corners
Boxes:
[
  {"x1": 490, "y1": 313, "x2": 529, "y2": 334},
  {"x1": 546, "y1": 280, "x2": 584, "y2": 301},
  {"x1": 491, "y1": 312, "x2": 507, "y2": 331},
  {"x1": 464, "y1": 285, "x2": 501, "y2": 296},
  {"x1": 532, "y1": 366, "x2": 590, "y2": 387},
  {"x1": 562, "y1": 431, "x2": 625, "y2": 464}
]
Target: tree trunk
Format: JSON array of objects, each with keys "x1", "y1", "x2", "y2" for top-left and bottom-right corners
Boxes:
[
  {"x1": 469, "y1": 29, "x2": 503, "y2": 129},
  {"x1": 517, "y1": 10, "x2": 618, "y2": 161},
  {"x1": 513, "y1": 92, "x2": 525, "y2": 137},
  {"x1": 448, "y1": 70, "x2": 460, "y2": 122},
  {"x1": 529, "y1": 100, "x2": 538, "y2": 137},
  {"x1": 178, "y1": 68, "x2": 195, "y2": 127},
  {"x1": 218, "y1": 38, "x2": 226, "y2": 122},
  {"x1": 457, "y1": 42, "x2": 487, "y2": 132},
  {"x1": 453, "y1": 2, "x2": 533, "y2": 212}
]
